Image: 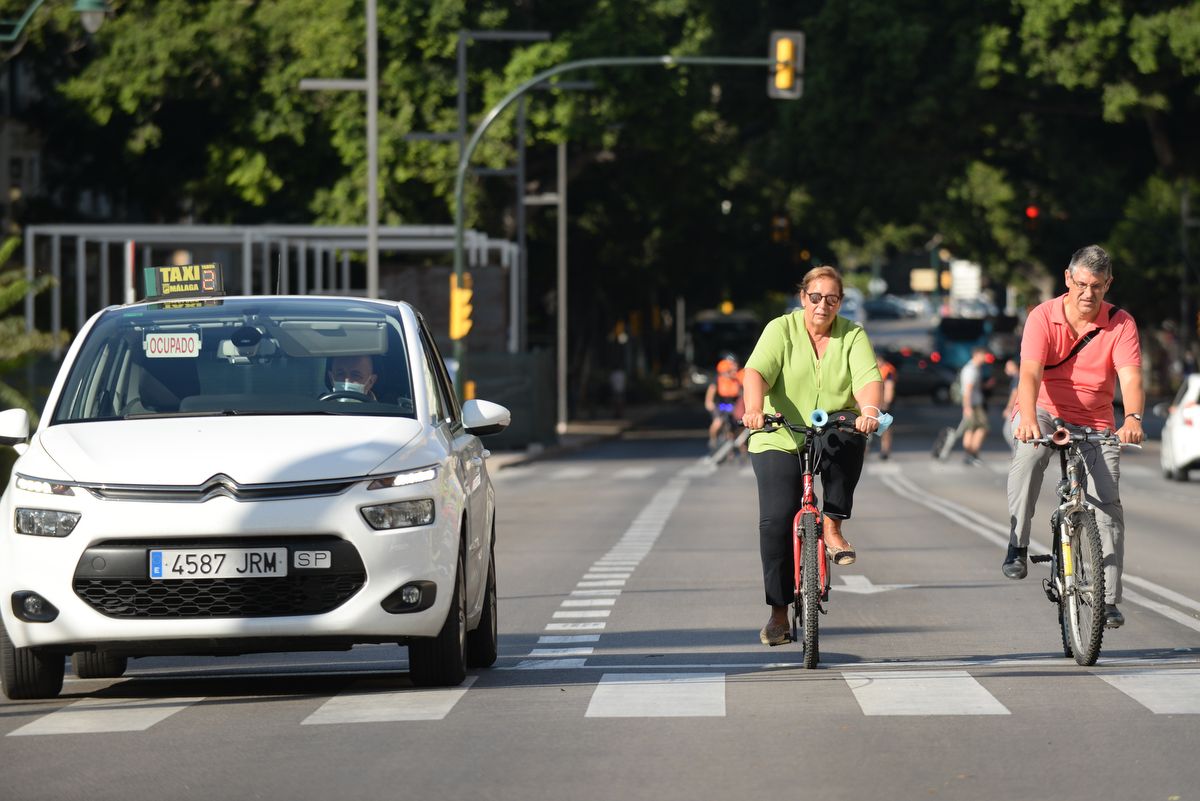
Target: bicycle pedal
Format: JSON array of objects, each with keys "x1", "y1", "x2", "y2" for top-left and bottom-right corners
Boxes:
[
  {"x1": 1029, "y1": 554, "x2": 1053, "y2": 564},
  {"x1": 1041, "y1": 578, "x2": 1060, "y2": 604}
]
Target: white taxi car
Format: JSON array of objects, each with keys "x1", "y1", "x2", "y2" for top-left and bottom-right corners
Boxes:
[
  {"x1": 0, "y1": 277, "x2": 510, "y2": 699},
  {"x1": 1154, "y1": 373, "x2": 1200, "y2": 482}
]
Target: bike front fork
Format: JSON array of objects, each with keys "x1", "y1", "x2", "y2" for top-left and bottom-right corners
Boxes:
[{"x1": 793, "y1": 511, "x2": 831, "y2": 605}]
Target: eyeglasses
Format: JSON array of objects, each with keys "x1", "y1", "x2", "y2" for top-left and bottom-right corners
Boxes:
[
  {"x1": 1068, "y1": 276, "x2": 1109, "y2": 295},
  {"x1": 806, "y1": 292, "x2": 843, "y2": 307}
]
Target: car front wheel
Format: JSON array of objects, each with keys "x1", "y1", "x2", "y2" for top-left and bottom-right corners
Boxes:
[
  {"x1": 1, "y1": 621, "x2": 65, "y2": 700},
  {"x1": 466, "y1": 536, "x2": 498, "y2": 668},
  {"x1": 408, "y1": 543, "x2": 468, "y2": 687}
]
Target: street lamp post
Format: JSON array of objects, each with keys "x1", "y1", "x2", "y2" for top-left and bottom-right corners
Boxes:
[
  {"x1": 299, "y1": 0, "x2": 379, "y2": 299},
  {"x1": 451, "y1": 53, "x2": 777, "y2": 423}
]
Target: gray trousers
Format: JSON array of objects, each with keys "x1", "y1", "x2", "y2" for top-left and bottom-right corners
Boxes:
[{"x1": 1006, "y1": 408, "x2": 1124, "y2": 604}]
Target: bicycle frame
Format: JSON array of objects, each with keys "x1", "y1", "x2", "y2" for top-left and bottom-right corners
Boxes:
[{"x1": 793, "y1": 443, "x2": 829, "y2": 605}]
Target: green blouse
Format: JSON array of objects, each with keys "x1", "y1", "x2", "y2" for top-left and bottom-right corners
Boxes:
[{"x1": 745, "y1": 310, "x2": 882, "y2": 453}]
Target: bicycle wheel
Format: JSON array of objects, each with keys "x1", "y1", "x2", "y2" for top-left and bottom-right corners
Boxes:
[
  {"x1": 1065, "y1": 509, "x2": 1106, "y2": 666},
  {"x1": 1050, "y1": 511, "x2": 1073, "y2": 659},
  {"x1": 800, "y1": 512, "x2": 821, "y2": 669}
]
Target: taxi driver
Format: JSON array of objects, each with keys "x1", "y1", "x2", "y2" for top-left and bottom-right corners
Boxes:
[{"x1": 327, "y1": 355, "x2": 378, "y2": 400}]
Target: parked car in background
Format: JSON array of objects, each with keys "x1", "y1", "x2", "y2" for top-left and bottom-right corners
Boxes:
[
  {"x1": 1154, "y1": 373, "x2": 1200, "y2": 482},
  {"x1": 863, "y1": 295, "x2": 913, "y2": 320},
  {"x1": 933, "y1": 316, "x2": 992, "y2": 371},
  {"x1": 879, "y1": 347, "x2": 958, "y2": 404}
]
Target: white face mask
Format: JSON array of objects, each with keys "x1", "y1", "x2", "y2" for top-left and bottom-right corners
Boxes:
[{"x1": 333, "y1": 380, "x2": 368, "y2": 395}]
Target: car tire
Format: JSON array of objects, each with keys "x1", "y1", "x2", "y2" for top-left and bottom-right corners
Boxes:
[
  {"x1": 409, "y1": 542, "x2": 468, "y2": 687},
  {"x1": 1, "y1": 620, "x2": 64, "y2": 700},
  {"x1": 466, "y1": 536, "x2": 498, "y2": 668},
  {"x1": 71, "y1": 650, "x2": 129, "y2": 680}
]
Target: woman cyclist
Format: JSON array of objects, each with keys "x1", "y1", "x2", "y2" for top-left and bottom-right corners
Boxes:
[{"x1": 741, "y1": 265, "x2": 885, "y2": 646}]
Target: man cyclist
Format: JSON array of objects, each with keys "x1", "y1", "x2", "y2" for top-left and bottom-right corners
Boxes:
[
  {"x1": 705, "y1": 353, "x2": 743, "y2": 453},
  {"x1": 1003, "y1": 245, "x2": 1144, "y2": 629}
]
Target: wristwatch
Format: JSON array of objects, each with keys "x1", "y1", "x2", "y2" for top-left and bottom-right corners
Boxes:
[{"x1": 1125, "y1": 412, "x2": 1143, "y2": 422}]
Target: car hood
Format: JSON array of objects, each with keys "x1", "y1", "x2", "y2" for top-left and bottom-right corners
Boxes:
[{"x1": 33, "y1": 416, "x2": 424, "y2": 485}]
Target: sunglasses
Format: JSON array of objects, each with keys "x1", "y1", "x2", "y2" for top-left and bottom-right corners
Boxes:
[{"x1": 806, "y1": 292, "x2": 843, "y2": 307}]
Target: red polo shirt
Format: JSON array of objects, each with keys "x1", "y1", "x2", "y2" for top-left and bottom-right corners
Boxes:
[{"x1": 1019, "y1": 294, "x2": 1141, "y2": 430}]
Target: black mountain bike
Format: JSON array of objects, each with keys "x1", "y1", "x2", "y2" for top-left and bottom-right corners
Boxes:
[{"x1": 1026, "y1": 419, "x2": 1134, "y2": 666}]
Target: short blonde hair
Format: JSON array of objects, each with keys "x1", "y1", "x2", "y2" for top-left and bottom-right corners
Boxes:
[{"x1": 800, "y1": 265, "x2": 844, "y2": 296}]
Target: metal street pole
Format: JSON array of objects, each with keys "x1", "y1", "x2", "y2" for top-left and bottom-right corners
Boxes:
[
  {"x1": 555, "y1": 141, "x2": 567, "y2": 434},
  {"x1": 299, "y1": 0, "x2": 379, "y2": 298},
  {"x1": 365, "y1": 0, "x2": 379, "y2": 298}
]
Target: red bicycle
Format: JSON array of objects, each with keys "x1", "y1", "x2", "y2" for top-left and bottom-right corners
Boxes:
[{"x1": 755, "y1": 409, "x2": 888, "y2": 668}]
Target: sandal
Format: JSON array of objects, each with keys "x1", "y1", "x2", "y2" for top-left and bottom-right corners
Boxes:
[
  {"x1": 759, "y1": 619, "x2": 793, "y2": 647},
  {"x1": 826, "y1": 542, "x2": 857, "y2": 566}
]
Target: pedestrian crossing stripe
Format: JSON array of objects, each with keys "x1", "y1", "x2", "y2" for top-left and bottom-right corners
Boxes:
[{"x1": 10, "y1": 666, "x2": 1200, "y2": 734}]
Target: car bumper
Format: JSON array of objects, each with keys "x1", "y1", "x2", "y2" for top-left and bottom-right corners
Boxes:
[{"x1": 0, "y1": 487, "x2": 461, "y2": 652}]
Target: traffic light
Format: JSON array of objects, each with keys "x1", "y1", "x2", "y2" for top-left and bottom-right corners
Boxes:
[
  {"x1": 768, "y1": 31, "x2": 805, "y2": 100},
  {"x1": 1024, "y1": 205, "x2": 1040, "y2": 220},
  {"x1": 449, "y1": 272, "x2": 473, "y2": 340}
]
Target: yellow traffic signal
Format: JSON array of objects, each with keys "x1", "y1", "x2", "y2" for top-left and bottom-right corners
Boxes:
[
  {"x1": 449, "y1": 272, "x2": 473, "y2": 340},
  {"x1": 768, "y1": 31, "x2": 805, "y2": 100}
]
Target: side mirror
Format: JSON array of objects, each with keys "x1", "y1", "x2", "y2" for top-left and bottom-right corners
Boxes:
[
  {"x1": 1152, "y1": 401, "x2": 1171, "y2": 419},
  {"x1": 462, "y1": 398, "x2": 511, "y2": 437},
  {"x1": 0, "y1": 408, "x2": 30, "y2": 446}
]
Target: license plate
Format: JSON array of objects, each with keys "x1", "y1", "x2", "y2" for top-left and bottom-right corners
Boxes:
[{"x1": 149, "y1": 548, "x2": 288, "y2": 580}]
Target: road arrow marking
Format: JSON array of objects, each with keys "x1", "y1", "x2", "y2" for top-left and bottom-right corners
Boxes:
[{"x1": 836, "y1": 575, "x2": 917, "y2": 594}]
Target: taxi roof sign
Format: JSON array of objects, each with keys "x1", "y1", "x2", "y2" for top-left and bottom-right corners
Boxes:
[{"x1": 142, "y1": 263, "x2": 225, "y2": 301}]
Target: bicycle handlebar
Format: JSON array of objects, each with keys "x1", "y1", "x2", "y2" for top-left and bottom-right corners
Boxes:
[
  {"x1": 749, "y1": 408, "x2": 893, "y2": 437},
  {"x1": 1023, "y1": 418, "x2": 1138, "y2": 449}
]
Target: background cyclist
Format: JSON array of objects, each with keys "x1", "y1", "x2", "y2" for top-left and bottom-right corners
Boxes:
[
  {"x1": 705, "y1": 352, "x2": 744, "y2": 453},
  {"x1": 741, "y1": 265, "x2": 883, "y2": 646},
  {"x1": 1004, "y1": 245, "x2": 1144, "y2": 629}
]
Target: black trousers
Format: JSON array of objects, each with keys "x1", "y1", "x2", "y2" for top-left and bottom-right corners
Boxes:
[{"x1": 750, "y1": 436, "x2": 866, "y2": 607}]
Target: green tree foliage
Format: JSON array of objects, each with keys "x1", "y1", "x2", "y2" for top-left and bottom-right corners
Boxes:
[
  {"x1": 7, "y1": 0, "x2": 1198, "y2": 362},
  {"x1": 0, "y1": 238, "x2": 71, "y2": 420}
]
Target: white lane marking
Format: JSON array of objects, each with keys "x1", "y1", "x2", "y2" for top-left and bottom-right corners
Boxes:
[
  {"x1": 614, "y1": 466, "x2": 656, "y2": 479},
  {"x1": 551, "y1": 466, "x2": 598, "y2": 480},
  {"x1": 1124, "y1": 575, "x2": 1200, "y2": 615},
  {"x1": 561, "y1": 598, "x2": 617, "y2": 607},
  {"x1": 582, "y1": 573, "x2": 631, "y2": 580},
  {"x1": 577, "y1": 580, "x2": 627, "y2": 588},
  {"x1": 843, "y1": 670, "x2": 1009, "y2": 716},
  {"x1": 9, "y1": 697, "x2": 203, "y2": 736},
  {"x1": 585, "y1": 673, "x2": 725, "y2": 718},
  {"x1": 570, "y1": 589, "x2": 621, "y2": 597},
  {"x1": 538, "y1": 634, "x2": 602, "y2": 644},
  {"x1": 1095, "y1": 668, "x2": 1200, "y2": 713},
  {"x1": 552, "y1": 610, "x2": 611, "y2": 619},
  {"x1": 837, "y1": 575, "x2": 918, "y2": 594},
  {"x1": 882, "y1": 473, "x2": 1200, "y2": 634},
  {"x1": 529, "y1": 648, "x2": 595, "y2": 657},
  {"x1": 587, "y1": 566, "x2": 635, "y2": 572},
  {"x1": 515, "y1": 658, "x2": 588, "y2": 669},
  {"x1": 545, "y1": 622, "x2": 606, "y2": 631},
  {"x1": 301, "y1": 677, "x2": 476, "y2": 724}
]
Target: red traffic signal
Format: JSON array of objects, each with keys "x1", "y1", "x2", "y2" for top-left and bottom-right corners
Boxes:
[{"x1": 1024, "y1": 205, "x2": 1040, "y2": 220}]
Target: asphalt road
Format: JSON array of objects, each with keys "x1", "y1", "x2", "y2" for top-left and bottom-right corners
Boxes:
[{"x1": 3, "y1": 398, "x2": 1198, "y2": 801}]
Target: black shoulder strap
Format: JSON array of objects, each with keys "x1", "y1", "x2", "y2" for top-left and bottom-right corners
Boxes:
[{"x1": 1044, "y1": 304, "x2": 1120, "y2": 371}]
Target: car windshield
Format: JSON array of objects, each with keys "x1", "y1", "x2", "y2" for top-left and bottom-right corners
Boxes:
[{"x1": 52, "y1": 297, "x2": 416, "y2": 423}]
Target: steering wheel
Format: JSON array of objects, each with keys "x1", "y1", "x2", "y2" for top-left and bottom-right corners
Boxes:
[{"x1": 319, "y1": 390, "x2": 372, "y2": 403}]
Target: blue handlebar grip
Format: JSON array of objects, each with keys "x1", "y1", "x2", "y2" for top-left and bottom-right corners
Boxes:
[
  {"x1": 810, "y1": 408, "x2": 828, "y2": 427},
  {"x1": 876, "y1": 412, "x2": 893, "y2": 433}
]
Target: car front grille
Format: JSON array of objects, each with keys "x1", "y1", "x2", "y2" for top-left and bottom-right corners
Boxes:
[
  {"x1": 72, "y1": 536, "x2": 367, "y2": 619},
  {"x1": 74, "y1": 574, "x2": 366, "y2": 618}
]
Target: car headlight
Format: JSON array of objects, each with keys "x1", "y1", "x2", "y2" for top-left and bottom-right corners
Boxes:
[
  {"x1": 360, "y1": 499, "x2": 435, "y2": 530},
  {"x1": 15, "y1": 475, "x2": 75, "y2": 496},
  {"x1": 366, "y1": 466, "x2": 438, "y2": 490},
  {"x1": 15, "y1": 508, "x2": 81, "y2": 537}
]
